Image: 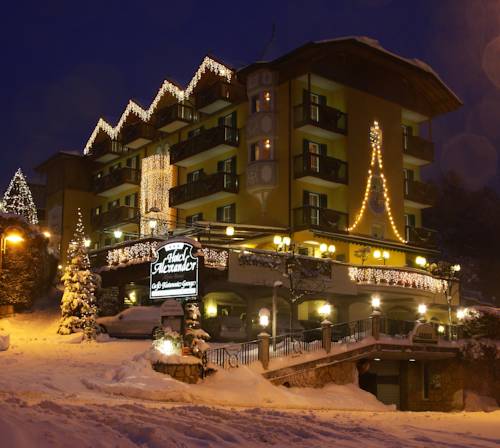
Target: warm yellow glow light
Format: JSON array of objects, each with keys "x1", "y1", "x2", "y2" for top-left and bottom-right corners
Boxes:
[
  {"x1": 282, "y1": 236, "x2": 291, "y2": 247},
  {"x1": 206, "y1": 304, "x2": 217, "y2": 317},
  {"x1": 371, "y1": 295, "x2": 381, "y2": 309},
  {"x1": 259, "y1": 315, "x2": 269, "y2": 327},
  {"x1": 273, "y1": 235, "x2": 283, "y2": 246},
  {"x1": 113, "y1": 230, "x2": 123, "y2": 239},
  {"x1": 438, "y1": 325, "x2": 445, "y2": 334},
  {"x1": 318, "y1": 303, "x2": 332, "y2": 317},
  {"x1": 328, "y1": 245, "x2": 336, "y2": 254},
  {"x1": 42, "y1": 231, "x2": 51, "y2": 238},
  {"x1": 456, "y1": 308, "x2": 467, "y2": 320},
  {"x1": 319, "y1": 243, "x2": 328, "y2": 253},
  {"x1": 156, "y1": 339, "x2": 176, "y2": 356},
  {"x1": 225, "y1": 226, "x2": 235, "y2": 237},
  {"x1": 415, "y1": 256, "x2": 427, "y2": 267},
  {"x1": 84, "y1": 238, "x2": 91, "y2": 248},
  {"x1": 5, "y1": 233, "x2": 24, "y2": 244},
  {"x1": 451, "y1": 264, "x2": 461, "y2": 273},
  {"x1": 382, "y1": 250, "x2": 390, "y2": 260},
  {"x1": 373, "y1": 249, "x2": 381, "y2": 259},
  {"x1": 418, "y1": 304, "x2": 427, "y2": 315}
]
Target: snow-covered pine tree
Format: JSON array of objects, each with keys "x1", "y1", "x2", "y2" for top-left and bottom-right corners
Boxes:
[
  {"x1": 58, "y1": 208, "x2": 98, "y2": 340},
  {"x1": 2, "y1": 169, "x2": 38, "y2": 225}
]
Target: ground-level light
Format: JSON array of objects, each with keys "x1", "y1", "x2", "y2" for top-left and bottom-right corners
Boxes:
[
  {"x1": 155, "y1": 339, "x2": 176, "y2": 356},
  {"x1": 318, "y1": 303, "x2": 332, "y2": 319}
]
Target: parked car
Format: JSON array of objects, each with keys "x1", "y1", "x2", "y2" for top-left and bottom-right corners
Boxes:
[{"x1": 97, "y1": 306, "x2": 162, "y2": 338}]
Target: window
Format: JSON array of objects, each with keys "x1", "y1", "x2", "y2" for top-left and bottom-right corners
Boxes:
[
  {"x1": 303, "y1": 139, "x2": 326, "y2": 172},
  {"x1": 403, "y1": 168, "x2": 414, "y2": 194},
  {"x1": 186, "y1": 213, "x2": 203, "y2": 226},
  {"x1": 126, "y1": 155, "x2": 140, "y2": 169},
  {"x1": 405, "y1": 214, "x2": 416, "y2": 241},
  {"x1": 218, "y1": 112, "x2": 237, "y2": 142},
  {"x1": 187, "y1": 169, "x2": 204, "y2": 183},
  {"x1": 250, "y1": 140, "x2": 271, "y2": 161},
  {"x1": 218, "y1": 157, "x2": 236, "y2": 174},
  {"x1": 125, "y1": 193, "x2": 138, "y2": 208},
  {"x1": 108, "y1": 199, "x2": 120, "y2": 210},
  {"x1": 92, "y1": 206, "x2": 102, "y2": 217},
  {"x1": 216, "y1": 203, "x2": 236, "y2": 223},
  {"x1": 303, "y1": 190, "x2": 327, "y2": 226},
  {"x1": 402, "y1": 125, "x2": 413, "y2": 150},
  {"x1": 251, "y1": 95, "x2": 261, "y2": 113},
  {"x1": 304, "y1": 90, "x2": 326, "y2": 122}
]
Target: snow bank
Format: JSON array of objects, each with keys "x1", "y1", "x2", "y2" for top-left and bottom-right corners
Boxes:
[
  {"x1": 84, "y1": 351, "x2": 393, "y2": 411},
  {"x1": 464, "y1": 391, "x2": 499, "y2": 412}
]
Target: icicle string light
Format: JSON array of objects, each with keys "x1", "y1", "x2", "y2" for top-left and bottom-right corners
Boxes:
[
  {"x1": 2, "y1": 168, "x2": 38, "y2": 225},
  {"x1": 348, "y1": 121, "x2": 407, "y2": 243},
  {"x1": 140, "y1": 153, "x2": 175, "y2": 235},
  {"x1": 84, "y1": 56, "x2": 233, "y2": 153},
  {"x1": 348, "y1": 266, "x2": 447, "y2": 293}
]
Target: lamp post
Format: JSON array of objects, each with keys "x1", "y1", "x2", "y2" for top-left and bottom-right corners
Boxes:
[
  {"x1": 0, "y1": 227, "x2": 25, "y2": 271},
  {"x1": 445, "y1": 264, "x2": 461, "y2": 335}
]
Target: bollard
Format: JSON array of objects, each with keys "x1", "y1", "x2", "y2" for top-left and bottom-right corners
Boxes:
[
  {"x1": 371, "y1": 312, "x2": 380, "y2": 340},
  {"x1": 258, "y1": 332, "x2": 270, "y2": 370},
  {"x1": 321, "y1": 320, "x2": 332, "y2": 354}
]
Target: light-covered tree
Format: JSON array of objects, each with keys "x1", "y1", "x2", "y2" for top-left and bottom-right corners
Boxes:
[
  {"x1": 58, "y1": 209, "x2": 97, "y2": 340},
  {"x1": 2, "y1": 169, "x2": 38, "y2": 225}
]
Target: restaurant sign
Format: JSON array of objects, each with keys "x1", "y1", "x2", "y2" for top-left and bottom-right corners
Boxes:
[{"x1": 150, "y1": 240, "x2": 200, "y2": 299}]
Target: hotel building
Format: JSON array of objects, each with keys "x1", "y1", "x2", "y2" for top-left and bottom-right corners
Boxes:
[{"x1": 36, "y1": 37, "x2": 462, "y2": 335}]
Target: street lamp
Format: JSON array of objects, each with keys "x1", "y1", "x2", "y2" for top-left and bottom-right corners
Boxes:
[
  {"x1": 415, "y1": 256, "x2": 427, "y2": 267},
  {"x1": 418, "y1": 303, "x2": 427, "y2": 322},
  {"x1": 0, "y1": 227, "x2": 25, "y2": 270},
  {"x1": 318, "y1": 302, "x2": 332, "y2": 321},
  {"x1": 456, "y1": 308, "x2": 467, "y2": 320},
  {"x1": 371, "y1": 294, "x2": 381, "y2": 311},
  {"x1": 113, "y1": 229, "x2": 123, "y2": 239},
  {"x1": 259, "y1": 308, "x2": 270, "y2": 329}
]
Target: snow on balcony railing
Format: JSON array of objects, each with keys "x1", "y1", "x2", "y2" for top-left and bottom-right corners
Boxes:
[{"x1": 348, "y1": 265, "x2": 447, "y2": 293}]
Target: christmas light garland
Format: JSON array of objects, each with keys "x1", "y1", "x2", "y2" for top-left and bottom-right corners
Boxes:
[
  {"x1": 348, "y1": 121, "x2": 407, "y2": 243},
  {"x1": 140, "y1": 154, "x2": 175, "y2": 236},
  {"x1": 348, "y1": 266, "x2": 447, "y2": 293},
  {"x1": 2, "y1": 168, "x2": 38, "y2": 225},
  {"x1": 84, "y1": 56, "x2": 233, "y2": 153}
]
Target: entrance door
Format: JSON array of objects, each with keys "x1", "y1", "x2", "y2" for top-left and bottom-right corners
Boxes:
[{"x1": 371, "y1": 360, "x2": 401, "y2": 409}]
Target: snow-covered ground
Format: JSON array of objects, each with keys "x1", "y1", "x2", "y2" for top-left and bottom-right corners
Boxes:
[{"x1": 1, "y1": 311, "x2": 499, "y2": 447}]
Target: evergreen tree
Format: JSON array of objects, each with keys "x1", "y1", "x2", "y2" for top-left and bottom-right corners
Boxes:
[
  {"x1": 2, "y1": 169, "x2": 38, "y2": 225},
  {"x1": 58, "y1": 209, "x2": 97, "y2": 340}
]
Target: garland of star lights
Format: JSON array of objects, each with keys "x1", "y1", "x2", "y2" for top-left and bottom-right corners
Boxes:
[
  {"x1": 140, "y1": 153, "x2": 176, "y2": 236},
  {"x1": 348, "y1": 266, "x2": 447, "y2": 293},
  {"x1": 348, "y1": 121, "x2": 407, "y2": 243},
  {"x1": 2, "y1": 168, "x2": 38, "y2": 225},
  {"x1": 84, "y1": 56, "x2": 233, "y2": 153}
]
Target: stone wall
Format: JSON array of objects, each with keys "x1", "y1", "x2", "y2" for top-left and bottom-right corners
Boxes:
[
  {"x1": 152, "y1": 362, "x2": 202, "y2": 384},
  {"x1": 269, "y1": 361, "x2": 356, "y2": 388},
  {"x1": 403, "y1": 359, "x2": 464, "y2": 412}
]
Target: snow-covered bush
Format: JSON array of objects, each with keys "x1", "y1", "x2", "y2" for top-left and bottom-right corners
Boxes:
[
  {"x1": 462, "y1": 306, "x2": 500, "y2": 340},
  {"x1": 461, "y1": 339, "x2": 498, "y2": 361},
  {"x1": 58, "y1": 209, "x2": 98, "y2": 339},
  {"x1": 184, "y1": 302, "x2": 210, "y2": 358}
]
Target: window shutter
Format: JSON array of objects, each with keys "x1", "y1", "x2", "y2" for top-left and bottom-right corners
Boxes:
[
  {"x1": 303, "y1": 139, "x2": 309, "y2": 154},
  {"x1": 231, "y1": 156, "x2": 237, "y2": 174},
  {"x1": 318, "y1": 94, "x2": 326, "y2": 106},
  {"x1": 218, "y1": 116, "x2": 224, "y2": 127},
  {"x1": 319, "y1": 194, "x2": 328, "y2": 209},
  {"x1": 230, "y1": 204, "x2": 236, "y2": 223},
  {"x1": 319, "y1": 143, "x2": 327, "y2": 156},
  {"x1": 303, "y1": 190, "x2": 310, "y2": 206},
  {"x1": 302, "y1": 89, "x2": 309, "y2": 104},
  {"x1": 216, "y1": 206, "x2": 223, "y2": 222},
  {"x1": 217, "y1": 160, "x2": 224, "y2": 173},
  {"x1": 230, "y1": 111, "x2": 237, "y2": 128}
]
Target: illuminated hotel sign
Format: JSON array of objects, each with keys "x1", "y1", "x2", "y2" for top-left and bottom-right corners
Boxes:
[{"x1": 150, "y1": 240, "x2": 200, "y2": 299}]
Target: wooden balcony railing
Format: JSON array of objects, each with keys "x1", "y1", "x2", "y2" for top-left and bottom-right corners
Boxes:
[
  {"x1": 403, "y1": 135, "x2": 434, "y2": 163},
  {"x1": 404, "y1": 180, "x2": 437, "y2": 206},
  {"x1": 294, "y1": 153, "x2": 348, "y2": 185},
  {"x1": 293, "y1": 206, "x2": 348, "y2": 233},
  {"x1": 91, "y1": 206, "x2": 139, "y2": 229},
  {"x1": 89, "y1": 140, "x2": 126, "y2": 161},
  {"x1": 169, "y1": 172, "x2": 239, "y2": 207},
  {"x1": 294, "y1": 101, "x2": 348, "y2": 135},
  {"x1": 121, "y1": 122, "x2": 157, "y2": 147},
  {"x1": 170, "y1": 125, "x2": 239, "y2": 165},
  {"x1": 155, "y1": 103, "x2": 197, "y2": 131},
  {"x1": 93, "y1": 167, "x2": 140, "y2": 194},
  {"x1": 196, "y1": 81, "x2": 245, "y2": 112},
  {"x1": 405, "y1": 226, "x2": 438, "y2": 248}
]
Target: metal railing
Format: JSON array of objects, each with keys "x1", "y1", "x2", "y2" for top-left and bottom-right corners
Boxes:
[
  {"x1": 294, "y1": 152, "x2": 348, "y2": 185},
  {"x1": 331, "y1": 319, "x2": 371, "y2": 344},
  {"x1": 270, "y1": 328, "x2": 323, "y2": 359},
  {"x1": 294, "y1": 100, "x2": 348, "y2": 135},
  {"x1": 205, "y1": 339, "x2": 259, "y2": 368}
]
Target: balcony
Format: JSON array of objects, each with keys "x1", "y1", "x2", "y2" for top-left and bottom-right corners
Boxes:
[
  {"x1": 121, "y1": 122, "x2": 157, "y2": 149},
  {"x1": 405, "y1": 226, "x2": 438, "y2": 248},
  {"x1": 293, "y1": 206, "x2": 348, "y2": 233},
  {"x1": 404, "y1": 180, "x2": 437, "y2": 209},
  {"x1": 294, "y1": 101, "x2": 347, "y2": 139},
  {"x1": 170, "y1": 125, "x2": 239, "y2": 167},
  {"x1": 155, "y1": 103, "x2": 197, "y2": 133},
  {"x1": 91, "y1": 206, "x2": 139, "y2": 230},
  {"x1": 196, "y1": 81, "x2": 245, "y2": 114},
  {"x1": 403, "y1": 135, "x2": 434, "y2": 166},
  {"x1": 294, "y1": 153, "x2": 348, "y2": 188},
  {"x1": 93, "y1": 167, "x2": 140, "y2": 197},
  {"x1": 169, "y1": 172, "x2": 239, "y2": 209},
  {"x1": 89, "y1": 140, "x2": 127, "y2": 163}
]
